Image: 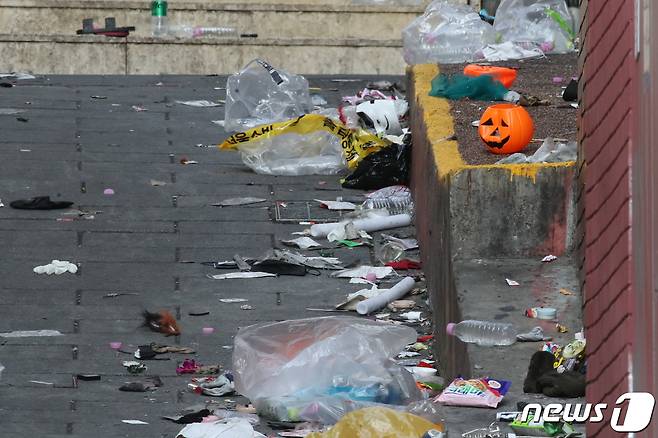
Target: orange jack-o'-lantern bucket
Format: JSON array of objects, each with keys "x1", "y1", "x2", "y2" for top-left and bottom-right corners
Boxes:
[{"x1": 478, "y1": 103, "x2": 534, "y2": 154}]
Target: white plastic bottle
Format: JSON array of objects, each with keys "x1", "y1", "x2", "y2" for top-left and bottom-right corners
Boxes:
[{"x1": 446, "y1": 320, "x2": 517, "y2": 346}]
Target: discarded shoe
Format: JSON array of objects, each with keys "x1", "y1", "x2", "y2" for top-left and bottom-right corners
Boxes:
[{"x1": 10, "y1": 196, "x2": 74, "y2": 210}]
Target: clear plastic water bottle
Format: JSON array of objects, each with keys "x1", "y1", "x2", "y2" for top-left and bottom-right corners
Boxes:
[
  {"x1": 446, "y1": 320, "x2": 517, "y2": 347},
  {"x1": 168, "y1": 25, "x2": 238, "y2": 38},
  {"x1": 151, "y1": 0, "x2": 168, "y2": 37}
]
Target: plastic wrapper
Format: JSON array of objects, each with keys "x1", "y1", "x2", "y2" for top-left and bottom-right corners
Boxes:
[
  {"x1": 224, "y1": 59, "x2": 312, "y2": 132},
  {"x1": 219, "y1": 114, "x2": 390, "y2": 175},
  {"x1": 434, "y1": 377, "x2": 510, "y2": 408},
  {"x1": 342, "y1": 143, "x2": 410, "y2": 190},
  {"x1": 429, "y1": 74, "x2": 508, "y2": 101},
  {"x1": 306, "y1": 406, "x2": 443, "y2": 438},
  {"x1": 493, "y1": 0, "x2": 574, "y2": 54},
  {"x1": 402, "y1": 0, "x2": 495, "y2": 65},
  {"x1": 232, "y1": 316, "x2": 421, "y2": 422}
]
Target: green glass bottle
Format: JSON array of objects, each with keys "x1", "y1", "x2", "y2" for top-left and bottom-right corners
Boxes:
[{"x1": 151, "y1": 0, "x2": 168, "y2": 37}]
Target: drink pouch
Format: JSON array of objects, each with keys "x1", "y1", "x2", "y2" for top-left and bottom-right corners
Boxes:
[{"x1": 433, "y1": 377, "x2": 511, "y2": 408}]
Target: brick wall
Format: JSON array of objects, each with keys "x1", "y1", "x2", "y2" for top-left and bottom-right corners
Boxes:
[{"x1": 579, "y1": 0, "x2": 636, "y2": 436}]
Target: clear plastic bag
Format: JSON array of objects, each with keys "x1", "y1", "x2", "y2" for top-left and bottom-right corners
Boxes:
[
  {"x1": 224, "y1": 59, "x2": 312, "y2": 132},
  {"x1": 402, "y1": 0, "x2": 495, "y2": 64},
  {"x1": 219, "y1": 114, "x2": 390, "y2": 176},
  {"x1": 493, "y1": 0, "x2": 574, "y2": 54},
  {"x1": 232, "y1": 316, "x2": 420, "y2": 420}
]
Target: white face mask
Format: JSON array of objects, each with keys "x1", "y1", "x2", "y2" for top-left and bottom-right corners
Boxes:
[{"x1": 356, "y1": 99, "x2": 403, "y2": 137}]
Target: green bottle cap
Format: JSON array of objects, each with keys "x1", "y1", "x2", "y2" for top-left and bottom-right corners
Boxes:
[{"x1": 151, "y1": 0, "x2": 168, "y2": 17}]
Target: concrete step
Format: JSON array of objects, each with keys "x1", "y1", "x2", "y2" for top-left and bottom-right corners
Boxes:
[
  {"x1": 0, "y1": 0, "x2": 430, "y2": 40},
  {"x1": 0, "y1": 34, "x2": 404, "y2": 75}
]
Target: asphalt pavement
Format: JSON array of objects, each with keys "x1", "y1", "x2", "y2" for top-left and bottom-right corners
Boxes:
[{"x1": 0, "y1": 73, "x2": 432, "y2": 437}]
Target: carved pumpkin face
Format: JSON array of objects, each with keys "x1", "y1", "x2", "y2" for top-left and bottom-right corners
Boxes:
[{"x1": 478, "y1": 103, "x2": 534, "y2": 155}]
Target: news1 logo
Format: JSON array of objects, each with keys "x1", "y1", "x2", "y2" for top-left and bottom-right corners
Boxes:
[{"x1": 521, "y1": 392, "x2": 656, "y2": 432}]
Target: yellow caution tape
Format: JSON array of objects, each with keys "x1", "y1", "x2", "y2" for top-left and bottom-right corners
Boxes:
[{"x1": 219, "y1": 114, "x2": 389, "y2": 169}]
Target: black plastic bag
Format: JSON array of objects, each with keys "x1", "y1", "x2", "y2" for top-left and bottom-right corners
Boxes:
[{"x1": 342, "y1": 141, "x2": 410, "y2": 190}]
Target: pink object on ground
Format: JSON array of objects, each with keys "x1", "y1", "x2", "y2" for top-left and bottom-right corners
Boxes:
[
  {"x1": 365, "y1": 272, "x2": 377, "y2": 282},
  {"x1": 110, "y1": 342, "x2": 122, "y2": 350},
  {"x1": 446, "y1": 323, "x2": 456, "y2": 336},
  {"x1": 202, "y1": 327, "x2": 215, "y2": 335},
  {"x1": 103, "y1": 188, "x2": 115, "y2": 195}
]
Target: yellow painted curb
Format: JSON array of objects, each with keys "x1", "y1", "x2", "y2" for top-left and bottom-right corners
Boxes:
[{"x1": 410, "y1": 64, "x2": 574, "y2": 182}]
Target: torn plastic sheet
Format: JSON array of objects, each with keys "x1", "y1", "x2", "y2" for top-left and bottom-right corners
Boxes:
[
  {"x1": 188, "y1": 374, "x2": 235, "y2": 397},
  {"x1": 0, "y1": 72, "x2": 36, "y2": 80},
  {"x1": 476, "y1": 41, "x2": 545, "y2": 62},
  {"x1": 122, "y1": 420, "x2": 149, "y2": 425},
  {"x1": 0, "y1": 108, "x2": 26, "y2": 115},
  {"x1": 281, "y1": 237, "x2": 322, "y2": 249},
  {"x1": 315, "y1": 199, "x2": 356, "y2": 211},
  {"x1": 381, "y1": 234, "x2": 418, "y2": 250},
  {"x1": 176, "y1": 418, "x2": 265, "y2": 438},
  {"x1": 496, "y1": 138, "x2": 577, "y2": 164},
  {"x1": 219, "y1": 298, "x2": 249, "y2": 303},
  {"x1": 208, "y1": 272, "x2": 276, "y2": 280},
  {"x1": 0, "y1": 330, "x2": 63, "y2": 337},
  {"x1": 176, "y1": 100, "x2": 224, "y2": 107},
  {"x1": 212, "y1": 197, "x2": 267, "y2": 207},
  {"x1": 332, "y1": 266, "x2": 394, "y2": 279}
]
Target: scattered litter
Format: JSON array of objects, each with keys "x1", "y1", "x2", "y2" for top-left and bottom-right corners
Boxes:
[
  {"x1": 180, "y1": 158, "x2": 199, "y2": 165},
  {"x1": 0, "y1": 199, "x2": 4, "y2": 208},
  {"x1": 430, "y1": 73, "x2": 508, "y2": 101},
  {"x1": 240, "y1": 304, "x2": 253, "y2": 310},
  {"x1": 0, "y1": 108, "x2": 25, "y2": 115},
  {"x1": 332, "y1": 266, "x2": 394, "y2": 279},
  {"x1": 542, "y1": 254, "x2": 558, "y2": 262},
  {"x1": 103, "y1": 188, "x2": 115, "y2": 195},
  {"x1": 496, "y1": 138, "x2": 577, "y2": 164},
  {"x1": 110, "y1": 342, "x2": 123, "y2": 350},
  {"x1": 91, "y1": 95, "x2": 107, "y2": 99},
  {"x1": 103, "y1": 292, "x2": 139, "y2": 298},
  {"x1": 10, "y1": 196, "x2": 73, "y2": 210},
  {"x1": 119, "y1": 376, "x2": 163, "y2": 392},
  {"x1": 0, "y1": 72, "x2": 36, "y2": 80},
  {"x1": 122, "y1": 361, "x2": 147, "y2": 374},
  {"x1": 188, "y1": 374, "x2": 235, "y2": 397},
  {"x1": 556, "y1": 323, "x2": 569, "y2": 333},
  {"x1": 33, "y1": 260, "x2": 78, "y2": 275},
  {"x1": 381, "y1": 234, "x2": 418, "y2": 250},
  {"x1": 220, "y1": 114, "x2": 388, "y2": 176},
  {"x1": 177, "y1": 359, "x2": 220, "y2": 375},
  {"x1": 385, "y1": 259, "x2": 422, "y2": 270},
  {"x1": 131, "y1": 105, "x2": 148, "y2": 112},
  {"x1": 233, "y1": 317, "x2": 419, "y2": 424},
  {"x1": 517, "y1": 326, "x2": 552, "y2": 342},
  {"x1": 203, "y1": 327, "x2": 215, "y2": 335},
  {"x1": 525, "y1": 307, "x2": 557, "y2": 320},
  {"x1": 387, "y1": 299, "x2": 416, "y2": 312},
  {"x1": 121, "y1": 420, "x2": 149, "y2": 425},
  {"x1": 219, "y1": 298, "x2": 249, "y2": 303},
  {"x1": 176, "y1": 100, "x2": 223, "y2": 107},
  {"x1": 407, "y1": 342, "x2": 429, "y2": 351},
  {"x1": 29, "y1": 380, "x2": 54, "y2": 385},
  {"x1": 175, "y1": 418, "x2": 264, "y2": 438},
  {"x1": 311, "y1": 213, "x2": 412, "y2": 239},
  {"x1": 397, "y1": 351, "x2": 420, "y2": 358},
  {"x1": 209, "y1": 272, "x2": 277, "y2": 280},
  {"x1": 211, "y1": 120, "x2": 226, "y2": 127},
  {"x1": 150, "y1": 179, "x2": 167, "y2": 186},
  {"x1": 315, "y1": 199, "x2": 356, "y2": 211},
  {"x1": 17, "y1": 117, "x2": 29, "y2": 123},
  {"x1": 212, "y1": 197, "x2": 267, "y2": 207},
  {"x1": 0, "y1": 330, "x2": 64, "y2": 338},
  {"x1": 506, "y1": 278, "x2": 520, "y2": 286},
  {"x1": 281, "y1": 237, "x2": 321, "y2": 250},
  {"x1": 224, "y1": 59, "x2": 311, "y2": 131},
  {"x1": 559, "y1": 288, "x2": 575, "y2": 296},
  {"x1": 435, "y1": 377, "x2": 510, "y2": 408},
  {"x1": 399, "y1": 311, "x2": 423, "y2": 322},
  {"x1": 355, "y1": 277, "x2": 415, "y2": 315},
  {"x1": 402, "y1": 0, "x2": 495, "y2": 64},
  {"x1": 306, "y1": 407, "x2": 440, "y2": 438},
  {"x1": 311, "y1": 94, "x2": 328, "y2": 106},
  {"x1": 477, "y1": 41, "x2": 545, "y2": 62},
  {"x1": 142, "y1": 310, "x2": 181, "y2": 336},
  {"x1": 76, "y1": 374, "x2": 100, "y2": 381}
]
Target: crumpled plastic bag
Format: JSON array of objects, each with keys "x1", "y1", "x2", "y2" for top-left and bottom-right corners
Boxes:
[
  {"x1": 224, "y1": 59, "x2": 312, "y2": 132},
  {"x1": 219, "y1": 114, "x2": 390, "y2": 175},
  {"x1": 493, "y1": 0, "x2": 574, "y2": 54},
  {"x1": 232, "y1": 317, "x2": 420, "y2": 412},
  {"x1": 496, "y1": 138, "x2": 577, "y2": 164},
  {"x1": 402, "y1": 0, "x2": 495, "y2": 64},
  {"x1": 306, "y1": 407, "x2": 442, "y2": 438},
  {"x1": 176, "y1": 418, "x2": 265, "y2": 438}
]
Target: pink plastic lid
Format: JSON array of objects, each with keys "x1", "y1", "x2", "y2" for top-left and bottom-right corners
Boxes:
[{"x1": 446, "y1": 323, "x2": 456, "y2": 336}]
